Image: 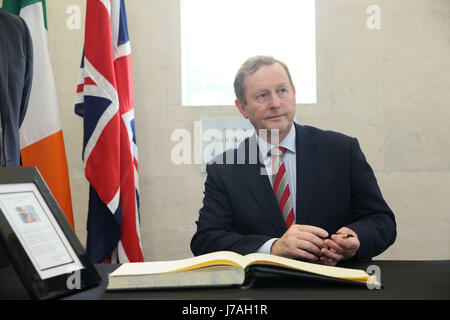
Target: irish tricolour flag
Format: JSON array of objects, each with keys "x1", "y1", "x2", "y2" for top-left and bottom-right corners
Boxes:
[{"x1": 2, "y1": 0, "x2": 75, "y2": 228}]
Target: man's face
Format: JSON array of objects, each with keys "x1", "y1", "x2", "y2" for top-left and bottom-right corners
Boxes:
[{"x1": 235, "y1": 63, "x2": 296, "y2": 142}]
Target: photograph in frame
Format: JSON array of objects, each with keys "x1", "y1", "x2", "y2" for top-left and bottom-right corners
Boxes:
[{"x1": 0, "y1": 167, "x2": 101, "y2": 299}]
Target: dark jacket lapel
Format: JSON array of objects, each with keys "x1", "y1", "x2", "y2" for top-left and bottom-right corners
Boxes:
[
  {"x1": 295, "y1": 123, "x2": 321, "y2": 225},
  {"x1": 0, "y1": 17, "x2": 7, "y2": 119},
  {"x1": 237, "y1": 136, "x2": 286, "y2": 236},
  {"x1": 0, "y1": 17, "x2": 7, "y2": 139}
]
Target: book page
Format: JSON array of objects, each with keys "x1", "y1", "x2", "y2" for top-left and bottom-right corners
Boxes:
[
  {"x1": 242, "y1": 253, "x2": 370, "y2": 281},
  {"x1": 110, "y1": 251, "x2": 371, "y2": 282},
  {"x1": 110, "y1": 251, "x2": 247, "y2": 277}
]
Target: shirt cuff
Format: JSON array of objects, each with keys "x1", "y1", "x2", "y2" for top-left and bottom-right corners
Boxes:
[{"x1": 255, "y1": 238, "x2": 278, "y2": 254}]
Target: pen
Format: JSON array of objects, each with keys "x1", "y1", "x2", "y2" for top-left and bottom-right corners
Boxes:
[{"x1": 335, "y1": 233, "x2": 354, "y2": 238}]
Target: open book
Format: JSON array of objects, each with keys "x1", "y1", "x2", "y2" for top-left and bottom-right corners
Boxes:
[{"x1": 106, "y1": 251, "x2": 378, "y2": 290}]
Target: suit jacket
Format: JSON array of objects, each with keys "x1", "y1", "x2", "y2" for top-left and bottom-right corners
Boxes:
[
  {"x1": 0, "y1": 9, "x2": 33, "y2": 166},
  {"x1": 191, "y1": 123, "x2": 396, "y2": 260}
]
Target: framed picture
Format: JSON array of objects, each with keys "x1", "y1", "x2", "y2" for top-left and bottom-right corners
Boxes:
[{"x1": 0, "y1": 167, "x2": 101, "y2": 299}]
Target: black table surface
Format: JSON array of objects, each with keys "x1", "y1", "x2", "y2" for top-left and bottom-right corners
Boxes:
[{"x1": 1, "y1": 260, "x2": 450, "y2": 300}]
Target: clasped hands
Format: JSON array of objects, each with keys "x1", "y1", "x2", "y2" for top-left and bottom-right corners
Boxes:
[{"x1": 270, "y1": 225, "x2": 359, "y2": 266}]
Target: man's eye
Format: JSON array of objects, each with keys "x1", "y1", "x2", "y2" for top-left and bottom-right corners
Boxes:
[
  {"x1": 277, "y1": 88, "x2": 289, "y2": 96},
  {"x1": 256, "y1": 93, "x2": 267, "y2": 101}
]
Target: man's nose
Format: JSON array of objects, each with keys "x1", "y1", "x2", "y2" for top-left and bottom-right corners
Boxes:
[{"x1": 269, "y1": 92, "x2": 281, "y2": 108}]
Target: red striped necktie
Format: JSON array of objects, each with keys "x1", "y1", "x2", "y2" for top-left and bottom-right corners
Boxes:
[{"x1": 271, "y1": 146, "x2": 295, "y2": 229}]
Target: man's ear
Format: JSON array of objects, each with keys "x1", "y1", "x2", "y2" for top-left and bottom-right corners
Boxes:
[
  {"x1": 292, "y1": 87, "x2": 297, "y2": 104},
  {"x1": 235, "y1": 99, "x2": 249, "y2": 119}
]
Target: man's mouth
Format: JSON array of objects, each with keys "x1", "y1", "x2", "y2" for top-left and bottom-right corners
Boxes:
[{"x1": 266, "y1": 114, "x2": 284, "y2": 120}]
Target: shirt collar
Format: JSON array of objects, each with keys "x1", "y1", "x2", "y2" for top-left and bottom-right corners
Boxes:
[{"x1": 256, "y1": 123, "x2": 296, "y2": 158}]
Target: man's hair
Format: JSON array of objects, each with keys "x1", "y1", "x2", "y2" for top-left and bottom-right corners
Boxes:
[{"x1": 233, "y1": 55, "x2": 295, "y2": 105}]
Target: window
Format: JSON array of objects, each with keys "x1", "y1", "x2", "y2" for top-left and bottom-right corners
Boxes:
[{"x1": 181, "y1": 0, "x2": 317, "y2": 106}]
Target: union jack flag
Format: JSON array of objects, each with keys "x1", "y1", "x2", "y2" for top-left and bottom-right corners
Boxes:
[{"x1": 75, "y1": 0, "x2": 143, "y2": 263}]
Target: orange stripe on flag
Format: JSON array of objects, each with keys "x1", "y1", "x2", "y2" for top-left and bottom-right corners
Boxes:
[{"x1": 21, "y1": 131, "x2": 75, "y2": 228}]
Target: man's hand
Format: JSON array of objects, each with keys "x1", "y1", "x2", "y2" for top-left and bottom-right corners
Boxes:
[
  {"x1": 270, "y1": 224, "x2": 329, "y2": 261},
  {"x1": 320, "y1": 227, "x2": 360, "y2": 266}
]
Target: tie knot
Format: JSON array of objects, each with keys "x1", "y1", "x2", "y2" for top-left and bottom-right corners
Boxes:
[{"x1": 269, "y1": 146, "x2": 286, "y2": 157}]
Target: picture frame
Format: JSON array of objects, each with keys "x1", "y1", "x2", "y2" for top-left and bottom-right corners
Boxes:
[{"x1": 0, "y1": 167, "x2": 101, "y2": 299}]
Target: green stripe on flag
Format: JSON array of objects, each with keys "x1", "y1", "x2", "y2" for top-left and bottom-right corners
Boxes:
[
  {"x1": 2, "y1": 0, "x2": 21, "y2": 15},
  {"x1": 2, "y1": 0, "x2": 47, "y2": 30}
]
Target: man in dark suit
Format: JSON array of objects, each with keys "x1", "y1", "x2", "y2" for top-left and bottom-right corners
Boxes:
[
  {"x1": 191, "y1": 56, "x2": 396, "y2": 265},
  {"x1": 0, "y1": 8, "x2": 33, "y2": 167}
]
